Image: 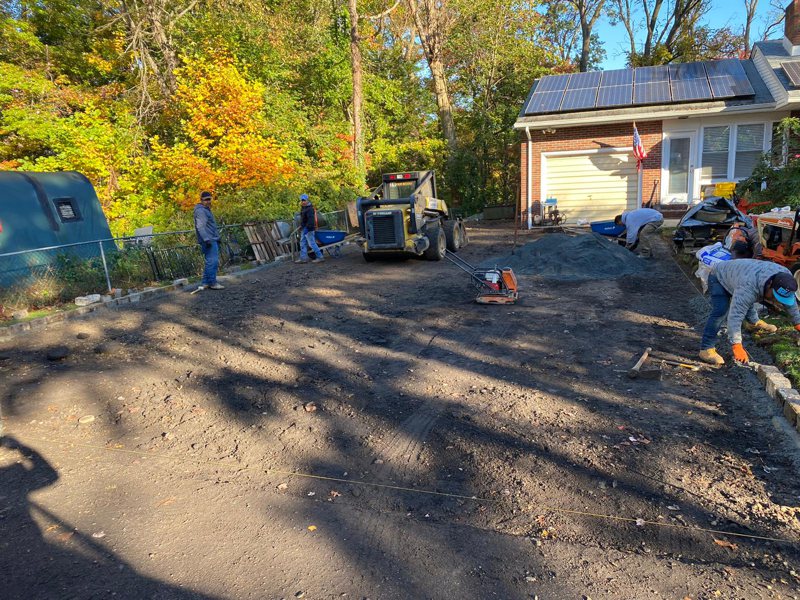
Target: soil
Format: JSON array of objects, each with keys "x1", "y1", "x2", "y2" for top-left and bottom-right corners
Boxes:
[{"x1": 1, "y1": 222, "x2": 800, "y2": 600}]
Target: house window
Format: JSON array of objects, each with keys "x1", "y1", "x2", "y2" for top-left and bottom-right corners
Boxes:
[
  {"x1": 701, "y1": 126, "x2": 730, "y2": 179},
  {"x1": 734, "y1": 124, "x2": 765, "y2": 179},
  {"x1": 53, "y1": 197, "x2": 82, "y2": 223}
]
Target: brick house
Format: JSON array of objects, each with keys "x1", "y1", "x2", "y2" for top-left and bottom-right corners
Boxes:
[{"x1": 514, "y1": 0, "x2": 800, "y2": 226}]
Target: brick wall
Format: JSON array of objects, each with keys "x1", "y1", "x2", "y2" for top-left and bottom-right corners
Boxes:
[{"x1": 519, "y1": 120, "x2": 663, "y2": 218}]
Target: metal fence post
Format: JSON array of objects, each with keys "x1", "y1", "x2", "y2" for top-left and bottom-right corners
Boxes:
[{"x1": 98, "y1": 241, "x2": 112, "y2": 293}]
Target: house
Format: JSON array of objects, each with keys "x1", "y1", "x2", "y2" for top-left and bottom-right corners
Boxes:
[
  {"x1": 0, "y1": 171, "x2": 113, "y2": 287},
  {"x1": 514, "y1": 0, "x2": 800, "y2": 226}
]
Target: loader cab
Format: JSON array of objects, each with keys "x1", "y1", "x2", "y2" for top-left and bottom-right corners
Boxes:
[{"x1": 382, "y1": 171, "x2": 437, "y2": 201}]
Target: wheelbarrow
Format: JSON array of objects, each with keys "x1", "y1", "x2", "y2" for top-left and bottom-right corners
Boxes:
[{"x1": 314, "y1": 230, "x2": 354, "y2": 258}]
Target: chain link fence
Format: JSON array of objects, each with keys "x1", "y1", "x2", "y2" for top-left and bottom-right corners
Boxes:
[{"x1": 0, "y1": 210, "x2": 352, "y2": 314}]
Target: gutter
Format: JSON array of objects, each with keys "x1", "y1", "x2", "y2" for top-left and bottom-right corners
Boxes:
[
  {"x1": 525, "y1": 126, "x2": 532, "y2": 230},
  {"x1": 513, "y1": 101, "x2": 778, "y2": 131}
]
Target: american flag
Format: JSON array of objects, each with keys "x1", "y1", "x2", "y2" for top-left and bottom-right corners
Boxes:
[{"x1": 633, "y1": 124, "x2": 647, "y2": 170}]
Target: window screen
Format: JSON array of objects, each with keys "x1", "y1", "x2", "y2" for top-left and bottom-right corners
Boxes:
[
  {"x1": 53, "y1": 197, "x2": 82, "y2": 223},
  {"x1": 734, "y1": 124, "x2": 765, "y2": 179},
  {"x1": 702, "y1": 126, "x2": 730, "y2": 179}
]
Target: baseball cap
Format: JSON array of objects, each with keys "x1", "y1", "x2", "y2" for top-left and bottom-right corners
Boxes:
[
  {"x1": 200, "y1": 191, "x2": 212, "y2": 201},
  {"x1": 770, "y1": 272, "x2": 798, "y2": 306},
  {"x1": 300, "y1": 193, "x2": 309, "y2": 201}
]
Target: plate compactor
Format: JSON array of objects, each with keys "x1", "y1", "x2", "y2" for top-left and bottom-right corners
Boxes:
[{"x1": 444, "y1": 250, "x2": 518, "y2": 305}]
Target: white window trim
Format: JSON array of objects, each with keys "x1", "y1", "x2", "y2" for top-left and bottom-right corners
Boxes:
[{"x1": 699, "y1": 121, "x2": 773, "y2": 184}]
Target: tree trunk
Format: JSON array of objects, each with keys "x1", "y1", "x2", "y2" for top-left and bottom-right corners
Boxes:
[
  {"x1": 743, "y1": 0, "x2": 758, "y2": 55},
  {"x1": 579, "y1": 22, "x2": 591, "y2": 71},
  {"x1": 406, "y1": 0, "x2": 457, "y2": 152},
  {"x1": 347, "y1": 0, "x2": 365, "y2": 181}
]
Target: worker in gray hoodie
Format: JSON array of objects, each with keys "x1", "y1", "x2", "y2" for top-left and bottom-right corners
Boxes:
[{"x1": 700, "y1": 259, "x2": 800, "y2": 366}]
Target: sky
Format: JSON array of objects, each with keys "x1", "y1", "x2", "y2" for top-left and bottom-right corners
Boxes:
[{"x1": 596, "y1": 0, "x2": 783, "y2": 70}]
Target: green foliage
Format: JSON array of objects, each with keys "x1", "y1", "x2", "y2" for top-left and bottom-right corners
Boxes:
[{"x1": 736, "y1": 118, "x2": 800, "y2": 210}]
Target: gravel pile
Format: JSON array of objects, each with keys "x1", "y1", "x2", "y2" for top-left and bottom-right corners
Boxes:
[{"x1": 482, "y1": 233, "x2": 646, "y2": 281}]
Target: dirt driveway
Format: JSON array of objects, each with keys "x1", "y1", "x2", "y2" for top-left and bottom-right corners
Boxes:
[{"x1": 1, "y1": 223, "x2": 799, "y2": 600}]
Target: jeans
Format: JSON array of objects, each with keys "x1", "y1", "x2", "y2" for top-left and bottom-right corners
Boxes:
[
  {"x1": 701, "y1": 274, "x2": 731, "y2": 349},
  {"x1": 200, "y1": 240, "x2": 219, "y2": 285},
  {"x1": 300, "y1": 228, "x2": 323, "y2": 260}
]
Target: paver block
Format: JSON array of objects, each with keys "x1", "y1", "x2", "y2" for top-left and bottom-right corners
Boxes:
[
  {"x1": 783, "y1": 401, "x2": 800, "y2": 427},
  {"x1": 765, "y1": 373, "x2": 792, "y2": 399},
  {"x1": 777, "y1": 388, "x2": 800, "y2": 410},
  {"x1": 129, "y1": 293, "x2": 142, "y2": 303},
  {"x1": 757, "y1": 364, "x2": 781, "y2": 385}
]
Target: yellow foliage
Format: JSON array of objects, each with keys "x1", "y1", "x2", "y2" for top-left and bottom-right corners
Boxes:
[{"x1": 154, "y1": 51, "x2": 295, "y2": 209}]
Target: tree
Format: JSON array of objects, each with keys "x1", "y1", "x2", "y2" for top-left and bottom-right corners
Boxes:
[
  {"x1": 743, "y1": 0, "x2": 758, "y2": 55},
  {"x1": 405, "y1": 0, "x2": 458, "y2": 152},
  {"x1": 564, "y1": 0, "x2": 605, "y2": 72},
  {"x1": 608, "y1": 0, "x2": 733, "y2": 65}
]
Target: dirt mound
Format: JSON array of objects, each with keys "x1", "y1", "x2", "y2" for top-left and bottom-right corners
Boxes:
[{"x1": 482, "y1": 233, "x2": 645, "y2": 281}]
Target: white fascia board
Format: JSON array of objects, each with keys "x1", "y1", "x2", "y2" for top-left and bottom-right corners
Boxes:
[{"x1": 513, "y1": 102, "x2": 777, "y2": 131}]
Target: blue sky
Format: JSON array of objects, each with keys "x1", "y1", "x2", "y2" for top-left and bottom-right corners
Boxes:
[{"x1": 597, "y1": 0, "x2": 782, "y2": 69}]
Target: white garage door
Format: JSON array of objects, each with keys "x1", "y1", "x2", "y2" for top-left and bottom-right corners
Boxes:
[{"x1": 544, "y1": 151, "x2": 638, "y2": 223}]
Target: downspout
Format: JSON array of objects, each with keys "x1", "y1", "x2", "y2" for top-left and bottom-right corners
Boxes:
[{"x1": 525, "y1": 126, "x2": 532, "y2": 230}]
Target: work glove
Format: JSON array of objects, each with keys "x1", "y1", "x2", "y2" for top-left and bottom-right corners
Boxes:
[
  {"x1": 794, "y1": 324, "x2": 800, "y2": 332},
  {"x1": 731, "y1": 343, "x2": 750, "y2": 365}
]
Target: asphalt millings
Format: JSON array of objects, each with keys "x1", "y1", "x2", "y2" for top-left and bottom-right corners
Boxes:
[{"x1": 483, "y1": 233, "x2": 646, "y2": 281}]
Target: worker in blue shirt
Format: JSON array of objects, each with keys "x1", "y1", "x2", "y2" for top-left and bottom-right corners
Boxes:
[
  {"x1": 193, "y1": 191, "x2": 224, "y2": 290},
  {"x1": 614, "y1": 208, "x2": 664, "y2": 258}
]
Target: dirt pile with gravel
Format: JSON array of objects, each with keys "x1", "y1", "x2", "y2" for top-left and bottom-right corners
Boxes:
[{"x1": 482, "y1": 232, "x2": 646, "y2": 280}]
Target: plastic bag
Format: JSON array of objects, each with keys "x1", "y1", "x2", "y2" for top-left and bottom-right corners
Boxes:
[{"x1": 695, "y1": 242, "x2": 732, "y2": 292}]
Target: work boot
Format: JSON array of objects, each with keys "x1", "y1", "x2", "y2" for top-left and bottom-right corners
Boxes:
[
  {"x1": 208, "y1": 283, "x2": 225, "y2": 290},
  {"x1": 294, "y1": 258, "x2": 309, "y2": 264},
  {"x1": 699, "y1": 348, "x2": 725, "y2": 366},
  {"x1": 312, "y1": 257, "x2": 325, "y2": 263},
  {"x1": 745, "y1": 320, "x2": 777, "y2": 334}
]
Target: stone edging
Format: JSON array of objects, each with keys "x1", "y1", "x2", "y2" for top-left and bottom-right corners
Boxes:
[
  {"x1": 0, "y1": 257, "x2": 287, "y2": 343},
  {"x1": 757, "y1": 364, "x2": 800, "y2": 434}
]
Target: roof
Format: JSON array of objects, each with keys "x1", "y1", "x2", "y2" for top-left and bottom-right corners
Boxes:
[
  {"x1": 751, "y1": 39, "x2": 800, "y2": 103},
  {"x1": 514, "y1": 57, "x2": 778, "y2": 130}
]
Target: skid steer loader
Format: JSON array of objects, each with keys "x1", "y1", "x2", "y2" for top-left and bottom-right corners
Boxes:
[{"x1": 356, "y1": 171, "x2": 467, "y2": 261}]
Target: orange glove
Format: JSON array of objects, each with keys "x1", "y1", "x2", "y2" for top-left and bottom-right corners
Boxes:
[
  {"x1": 732, "y1": 343, "x2": 750, "y2": 364},
  {"x1": 795, "y1": 324, "x2": 800, "y2": 332}
]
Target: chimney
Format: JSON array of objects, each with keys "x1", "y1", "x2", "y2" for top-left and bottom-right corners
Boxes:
[{"x1": 785, "y1": 0, "x2": 800, "y2": 53}]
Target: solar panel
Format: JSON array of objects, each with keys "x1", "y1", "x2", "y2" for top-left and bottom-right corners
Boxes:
[
  {"x1": 671, "y1": 78, "x2": 713, "y2": 101},
  {"x1": 634, "y1": 82, "x2": 671, "y2": 104},
  {"x1": 566, "y1": 71, "x2": 602, "y2": 89},
  {"x1": 535, "y1": 74, "x2": 570, "y2": 93},
  {"x1": 525, "y1": 91, "x2": 564, "y2": 113},
  {"x1": 781, "y1": 61, "x2": 800, "y2": 87},
  {"x1": 669, "y1": 62, "x2": 706, "y2": 81},
  {"x1": 600, "y1": 69, "x2": 633, "y2": 86},
  {"x1": 705, "y1": 59, "x2": 755, "y2": 97},
  {"x1": 634, "y1": 65, "x2": 669, "y2": 84},
  {"x1": 560, "y1": 87, "x2": 598, "y2": 110},
  {"x1": 596, "y1": 85, "x2": 632, "y2": 107}
]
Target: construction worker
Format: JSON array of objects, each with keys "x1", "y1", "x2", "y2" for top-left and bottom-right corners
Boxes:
[
  {"x1": 699, "y1": 259, "x2": 800, "y2": 366},
  {"x1": 614, "y1": 208, "x2": 664, "y2": 258},
  {"x1": 193, "y1": 191, "x2": 224, "y2": 290},
  {"x1": 295, "y1": 193, "x2": 325, "y2": 264},
  {"x1": 725, "y1": 220, "x2": 763, "y2": 259}
]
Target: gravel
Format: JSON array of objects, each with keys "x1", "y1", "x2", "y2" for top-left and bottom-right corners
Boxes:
[{"x1": 482, "y1": 233, "x2": 646, "y2": 281}]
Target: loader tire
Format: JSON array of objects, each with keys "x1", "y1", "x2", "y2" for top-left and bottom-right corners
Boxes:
[
  {"x1": 423, "y1": 225, "x2": 446, "y2": 261},
  {"x1": 443, "y1": 219, "x2": 462, "y2": 251},
  {"x1": 459, "y1": 222, "x2": 468, "y2": 247},
  {"x1": 362, "y1": 252, "x2": 376, "y2": 262}
]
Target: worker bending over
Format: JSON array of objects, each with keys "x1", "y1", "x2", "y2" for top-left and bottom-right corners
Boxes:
[
  {"x1": 699, "y1": 259, "x2": 800, "y2": 366},
  {"x1": 614, "y1": 208, "x2": 664, "y2": 258}
]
